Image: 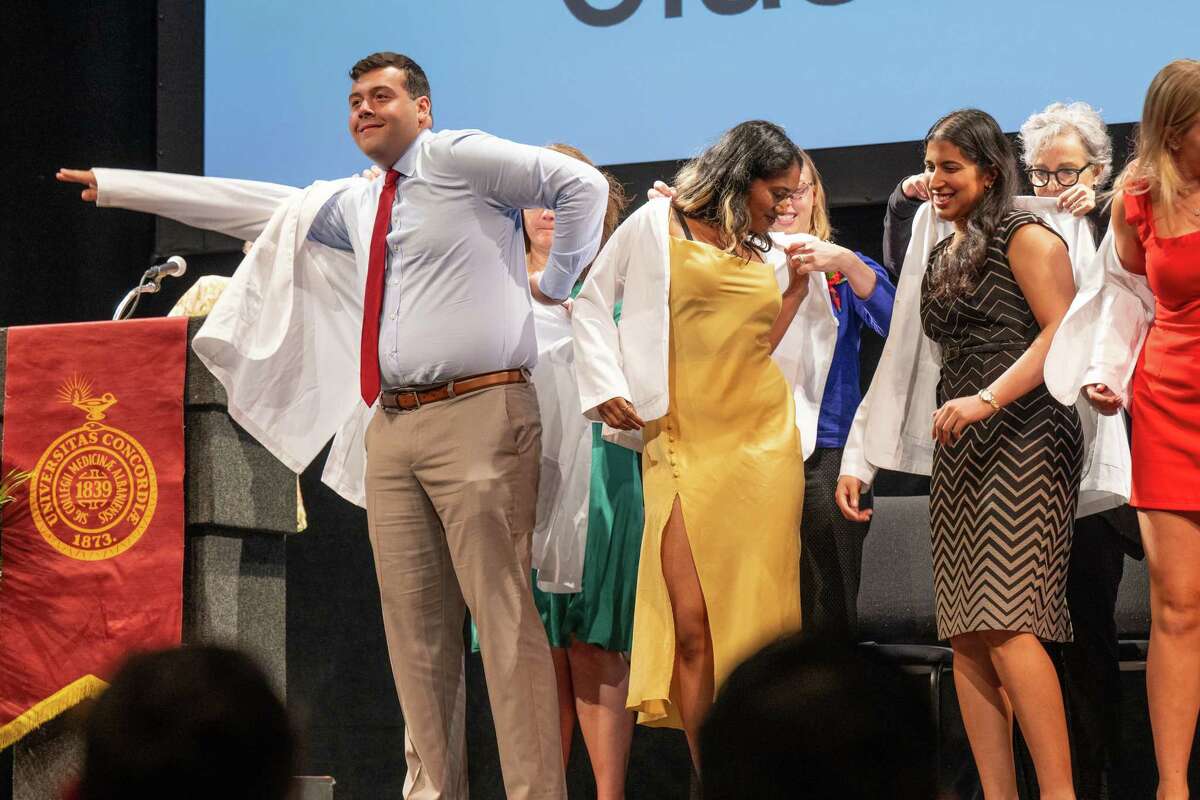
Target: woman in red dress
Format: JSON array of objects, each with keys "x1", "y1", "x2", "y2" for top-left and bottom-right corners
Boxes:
[{"x1": 1095, "y1": 58, "x2": 1200, "y2": 799}]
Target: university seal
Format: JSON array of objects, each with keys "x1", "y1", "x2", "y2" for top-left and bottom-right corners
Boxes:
[{"x1": 27, "y1": 376, "x2": 158, "y2": 561}]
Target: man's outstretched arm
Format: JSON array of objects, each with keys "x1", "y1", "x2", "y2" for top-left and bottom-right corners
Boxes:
[{"x1": 57, "y1": 167, "x2": 302, "y2": 242}]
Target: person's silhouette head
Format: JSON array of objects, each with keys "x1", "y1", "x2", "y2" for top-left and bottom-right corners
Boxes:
[
  {"x1": 700, "y1": 635, "x2": 936, "y2": 799},
  {"x1": 77, "y1": 646, "x2": 295, "y2": 800}
]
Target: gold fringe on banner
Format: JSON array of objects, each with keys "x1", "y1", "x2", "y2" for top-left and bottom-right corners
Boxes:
[{"x1": 0, "y1": 674, "x2": 108, "y2": 749}]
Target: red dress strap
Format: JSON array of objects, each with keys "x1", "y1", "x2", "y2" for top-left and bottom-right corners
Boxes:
[{"x1": 1123, "y1": 184, "x2": 1154, "y2": 244}]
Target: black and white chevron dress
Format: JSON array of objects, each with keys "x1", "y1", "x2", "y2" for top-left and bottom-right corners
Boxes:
[{"x1": 920, "y1": 211, "x2": 1082, "y2": 642}]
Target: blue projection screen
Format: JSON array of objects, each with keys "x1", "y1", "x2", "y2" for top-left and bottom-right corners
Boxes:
[{"x1": 205, "y1": 1, "x2": 1197, "y2": 186}]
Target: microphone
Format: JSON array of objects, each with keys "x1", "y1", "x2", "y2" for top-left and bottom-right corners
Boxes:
[
  {"x1": 111, "y1": 256, "x2": 188, "y2": 320},
  {"x1": 147, "y1": 255, "x2": 187, "y2": 279}
]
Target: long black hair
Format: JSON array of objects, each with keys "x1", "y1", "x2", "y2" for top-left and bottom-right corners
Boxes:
[
  {"x1": 924, "y1": 109, "x2": 1018, "y2": 300},
  {"x1": 672, "y1": 120, "x2": 801, "y2": 255}
]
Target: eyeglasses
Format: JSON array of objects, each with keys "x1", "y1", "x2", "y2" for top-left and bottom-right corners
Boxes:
[
  {"x1": 772, "y1": 182, "x2": 815, "y2": 210},
  {"x1": 789, "y1": 182, "x2": 813, "y2": 203},
  {"x1": 1025, "y1": 165, "x2": 1092, "y2": 188}
]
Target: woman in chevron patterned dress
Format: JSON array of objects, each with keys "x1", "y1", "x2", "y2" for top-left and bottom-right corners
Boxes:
[{"x1": 919, "y1": 110, "x2": 1082, "y2": 799}]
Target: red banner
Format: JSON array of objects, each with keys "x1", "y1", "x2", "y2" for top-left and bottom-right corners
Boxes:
[{"x1": 0, "y1": 317, "x2": 188, "y2": 747}]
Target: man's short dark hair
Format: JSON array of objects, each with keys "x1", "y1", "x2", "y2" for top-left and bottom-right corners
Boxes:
[{"x1": 349, "y1": 52, "x2": 431, "y2": 101}]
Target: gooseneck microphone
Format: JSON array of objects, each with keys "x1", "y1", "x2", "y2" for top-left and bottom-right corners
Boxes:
[
  {"x1": 145, "y1": 255, "x2": 188, "y2": 280},
  {"x1": 112, "y1": 256, "x2": 190, "y2": 321}
]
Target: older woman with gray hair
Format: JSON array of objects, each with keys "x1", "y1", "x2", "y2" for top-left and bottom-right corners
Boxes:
[{"x1": 1019, "y1": 101, "x2": 1114, "y2": 224}]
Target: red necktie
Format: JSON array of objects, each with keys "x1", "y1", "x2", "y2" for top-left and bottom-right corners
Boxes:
[{"x1": 360, "y1": 169, "x2": 401, "y2": 406}]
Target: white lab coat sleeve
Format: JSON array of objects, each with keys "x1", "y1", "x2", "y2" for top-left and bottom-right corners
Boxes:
[
  {"x1": 93, "y1": 168, "x2": 302, "y2": 242},
  {"x1": 839, "y1": 396, "x2": 880, "y2": 488},
  {"x1": 853, "y1": 201, "x2": 942, "y2": 479},
  {"x1": 767, "y1": 232, "x2": 839, "y2": 460},
  {"x1": 1089, "y1": 234, "x2": 1155, "y2": 405},
  {"x1": 529, "y1": 305, "x2": 592, "y2": 592},
  {"x1": 320, "y1": 405, "x2": 373, "y2": 508},
  {"x1": 572, "y1": 204, "x2": 645, "y2": 420},
  {"x1": 1044, "y1": 283, "x2": 1104, "y2": 405},
  {"x1": 1045, "y1": 228, "x2": 1153, "y2": 406}
]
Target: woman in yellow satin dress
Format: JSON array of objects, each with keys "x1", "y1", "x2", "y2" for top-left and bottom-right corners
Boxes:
[{"x1": 591, "y1": 121, "x2": 813, "y2": 766}]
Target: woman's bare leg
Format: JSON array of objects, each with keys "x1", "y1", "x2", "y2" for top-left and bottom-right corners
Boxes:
[
  {"x1": 660, "y1": 495, "x2": 714, "y2": 768},
  {"x1": 984, "y1": 630, "x2": 1075, "y2": 799},
  {"x1": 1141, "y1": 509, "x2": 1200, "y2": 800},
  {"x1": 568, "y1": 642, "x2": 635, "y2": 800},
  {"x1": 550, "y1": 647, "x2": 576, "y2": 767},
  {"x1": 951, "y1": 632, "x2": 1018, "y2": 799}
]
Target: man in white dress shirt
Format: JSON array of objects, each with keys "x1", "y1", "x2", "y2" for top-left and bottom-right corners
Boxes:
[{"x1": 62, "y1": 51, "x2": 608, "y2": 800}]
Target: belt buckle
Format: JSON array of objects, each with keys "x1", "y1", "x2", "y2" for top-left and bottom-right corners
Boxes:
[{"x1": 381, "y1": 389, "x2": 422, "y2": 414}]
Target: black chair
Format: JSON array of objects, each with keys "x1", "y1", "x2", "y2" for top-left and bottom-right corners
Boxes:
[
  {"x1": 856, "y1": 495, "x2": 954, "y2": 778},
  {"x1": 1115, "y1": 550, "x2": 1151, "y2": 664}
]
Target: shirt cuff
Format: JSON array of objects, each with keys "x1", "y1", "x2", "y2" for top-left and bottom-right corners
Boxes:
[
  {"x1": 1081, "y1": 366, "x2": 1124, "y2": 394},
  {"x1": 579, "y1": 386, "x2": 631, "y2": 422},
  {"x1": 838, "y1": 449, "x2": 878, "y2": 490},
  {"x1": 538, "y1": 260, "x2": 577, "y2": 301},
  {"x1": 859, "y1": 281, "x2": 893, "y2": 318}
]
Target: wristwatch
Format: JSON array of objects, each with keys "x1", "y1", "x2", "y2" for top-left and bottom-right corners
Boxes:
[{"x1": 978, "y1": 389, "x2": 1000, "y2": 412}]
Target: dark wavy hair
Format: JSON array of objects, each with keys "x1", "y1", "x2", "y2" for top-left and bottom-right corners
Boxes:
[
  {"x1": 672, "y1": 120, "x2": 801, "y2": 255},
  {"x1": 924, "y1": 109, "x2": 1018, "y2": 301}
]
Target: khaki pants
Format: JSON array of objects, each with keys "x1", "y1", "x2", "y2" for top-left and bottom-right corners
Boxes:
[{"x1": 364, "y1": 382, "x2": 565, "y2": 800}]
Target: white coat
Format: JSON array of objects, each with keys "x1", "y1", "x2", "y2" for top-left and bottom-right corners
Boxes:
[
  {"x1": 93, "y1": 168, "x2": 593, "y2": 590},
  {"x1": 1044, "y1": 228, "x2": 1155, "y2": 408}
]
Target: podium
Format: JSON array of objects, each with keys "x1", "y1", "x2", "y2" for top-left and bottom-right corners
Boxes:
[{"x1": 0, "y1": 317, "x2": 298, "y2": 799}]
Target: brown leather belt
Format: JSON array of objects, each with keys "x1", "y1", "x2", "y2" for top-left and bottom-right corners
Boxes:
[{"x1": 379, "y1": 369, "x2": 527, "y2": 412}]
